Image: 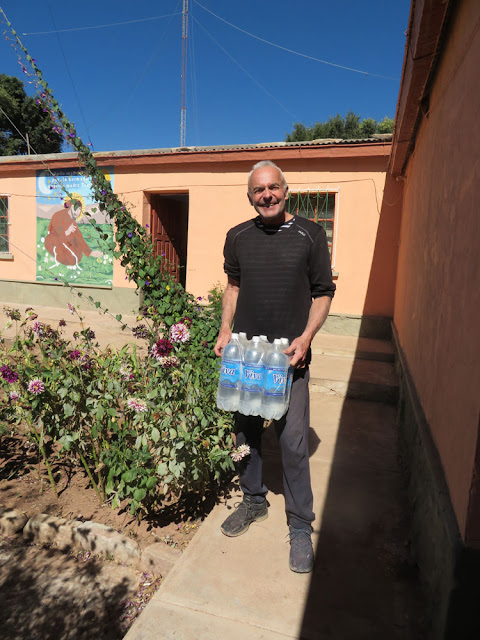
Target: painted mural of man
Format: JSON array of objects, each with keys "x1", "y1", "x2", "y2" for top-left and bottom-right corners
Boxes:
[{"x1": 44, "y1": 198, "x2": 103, "y2": 270}]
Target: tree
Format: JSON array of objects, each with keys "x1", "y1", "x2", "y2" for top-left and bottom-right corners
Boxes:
[
  {"x1": 376, "y1": 116, "x2": 395, "y2": 134},
  {"x1": 0, "y1": 74, "x2": 63, "y2": 155},
  {"x1": 285, "y1": 112, "x2": 394, "y2": 142}
]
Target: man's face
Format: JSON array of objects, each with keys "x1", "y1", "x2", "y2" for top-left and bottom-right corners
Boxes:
[{"x1": 248, "y1": 166, "x2": 289, "y2": 224}]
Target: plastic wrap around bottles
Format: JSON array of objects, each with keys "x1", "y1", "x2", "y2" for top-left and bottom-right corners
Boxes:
[{"x1": 217, "y1": 334, "x2": 292, "y2": 419}]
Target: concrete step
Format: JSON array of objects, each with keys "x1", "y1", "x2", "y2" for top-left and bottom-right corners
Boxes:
[
  {"x1": 309, "y1": 353, "x2": 399, "y2": 405},
  {"x1": 312, "y1": 333, "x2": 394, "y2": 362}
]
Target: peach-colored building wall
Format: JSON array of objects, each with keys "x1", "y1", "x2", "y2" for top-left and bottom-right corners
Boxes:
[
  {"x1": 116, "y1": 151, "x2": 394, "y2": 316},
  {"x1": 393, "y1": 0, "x2": 480, "y2": 537},
  {"x1": 1, "y1": 142, "x2": 397, "y2": 319},
  {"x1": 0, "y1": 173, "x2": 37, "y2": 282}
]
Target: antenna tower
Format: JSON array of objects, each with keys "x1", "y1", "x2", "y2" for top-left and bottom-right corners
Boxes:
[{"x1": 180, "y1": 0, "x2": 188, "y2": 147}]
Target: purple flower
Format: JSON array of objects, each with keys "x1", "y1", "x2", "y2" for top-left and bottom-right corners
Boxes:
[
  {"x1": 28, "y1": 378, "x2": 44, "y2": 394},
  {"x1": 145, "y1": 281, "x2": 150, "y2": 287},
  {"x1": 33, "y1": 321, "x2": 46, "y2": 336},
  {"x1": 58, "y1": 319, "x2": 66, "y2": 327},
  {"x1": 69, "y1": 349, "x2": 82, "y2": 360},
  {"x1": 150, "y1": 339, "x2": 173, "y2": 361},
  {"x1": 9, "y1": 390, "x2": 20, "y2": 402},
  {"x1": 1, "y1": 365, "x2": 19, "y2": 384},
  {"x1": 132, "y1": 325, "x2": 148, "y2": 339},
  {"x1": 67, "y1": 303, "x2": 75, "y2": 314},
  {"x1": 128, "y1": 233, "x2": 133, "y2": 238},
  {"x1": 169, "y1": 323, "x2": 190, "y2": 344}
]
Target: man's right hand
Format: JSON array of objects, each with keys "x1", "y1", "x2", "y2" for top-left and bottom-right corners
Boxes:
[{"x1": 214, "y1": 327, "x2": 232, "y2": 357}]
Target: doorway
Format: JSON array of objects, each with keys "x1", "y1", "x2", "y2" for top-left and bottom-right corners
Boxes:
[{"x1": 149, "y1": 193, "x2": 189, "y2": 287}]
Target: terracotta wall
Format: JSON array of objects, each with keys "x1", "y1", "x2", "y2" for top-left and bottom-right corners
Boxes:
[{"x1": 393, "y1": 0, "x2": 480, "y2": 537}]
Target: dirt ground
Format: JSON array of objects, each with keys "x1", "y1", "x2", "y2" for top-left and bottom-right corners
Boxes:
[{"x1": 0, "y1": 431, "x2": 230, "y2": 639}]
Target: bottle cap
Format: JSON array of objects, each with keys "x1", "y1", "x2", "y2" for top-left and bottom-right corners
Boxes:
[
  {"x1": 273, "y1": 338, "x2": 282, "y2": 345},
  {"x1": 281, "y1": 338, "x2": 289, "y2": 346},
  {"x1": 231, "y1": 332, "x2": 239, "y2": 339},
  {"x1": 259, "y1": 335, "x2": 268, "y2": 342}
]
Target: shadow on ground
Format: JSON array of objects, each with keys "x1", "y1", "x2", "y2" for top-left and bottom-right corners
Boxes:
[{"x1": 0, "y1": 537, "x2": 138, "y2": 640}]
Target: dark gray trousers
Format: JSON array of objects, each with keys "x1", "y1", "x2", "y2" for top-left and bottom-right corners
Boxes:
[{"x1": 234, "y1": 367, "x2": 314, "y2": 529}]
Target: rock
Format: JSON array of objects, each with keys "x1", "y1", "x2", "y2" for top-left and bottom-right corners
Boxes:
[
  {"x1": 140, "y1": 542, "x2": 182, "y2": 577},
  {"x1": 0, "y1": 507, "x2": 28, "y2": 536},
  {"x1": 74, "y1": 521, "x2": 141, "y2": 564},
  {"x1": 23, "y1": 513, "x2": 81, "y2": 548}
]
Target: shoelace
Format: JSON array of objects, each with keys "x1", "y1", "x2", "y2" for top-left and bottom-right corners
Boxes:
[{"x1": 287, "y1": 528, "x2": 312, "y2": 550}]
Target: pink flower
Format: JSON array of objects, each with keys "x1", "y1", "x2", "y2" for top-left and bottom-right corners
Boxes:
[
  {"x1": 67, "y1": 303, "x2": 75, "y2": 315},
  {"x1": 28, "y1": 378, "x2": 44, "y2": 394},
  {"x1": 169, "y1": 323, "x2": 190, "y2": 344},
  {"x1": 231, "y1": 444, "x2": 251, "y2": 462},
  {"x1": 127, "y1": 398, "x2": 148, "y2": 413},
  {"x1": 9, "y1": 390, "x2": 20, "y2": 401}
]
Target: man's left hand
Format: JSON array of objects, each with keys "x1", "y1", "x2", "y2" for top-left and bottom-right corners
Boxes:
[{"x1": 283, "y1": 335, "x2": 311, "y2": 368}]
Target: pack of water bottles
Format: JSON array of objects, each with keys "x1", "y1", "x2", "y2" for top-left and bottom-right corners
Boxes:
[{"x1": 216, "y1": 332, "x2": 294, "y2": 420}]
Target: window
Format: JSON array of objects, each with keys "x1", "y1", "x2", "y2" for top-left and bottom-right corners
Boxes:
[
  {"x1": 286, "y1": 190, "x2": 337, "y2": 262},
  {"x1": 0, "y1": 196, "x2": 8, "y2": 253}
]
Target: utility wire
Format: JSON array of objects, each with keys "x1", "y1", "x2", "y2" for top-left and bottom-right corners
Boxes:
[
  {"x1": 46, "y1": 1, "x2": 94, "y2": 150},
  {"x1": 194, "y1": 15, "x2": 297, "y2": 121},
  {"x1": 193, "y1": 0, "x2": 399, "y2": 81},
  {"x1": 22, "y1": 12, "x2": 183, "y2": 36}
]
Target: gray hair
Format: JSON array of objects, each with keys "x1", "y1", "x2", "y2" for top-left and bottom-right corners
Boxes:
[{"x1": 248, "y1": 160, "x2": 287, "y2": 193}]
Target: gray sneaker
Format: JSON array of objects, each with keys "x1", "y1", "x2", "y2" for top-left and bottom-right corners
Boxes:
[
  {"x1": 221, "y1": 495, "x2": 268, "y2": 537},
  {"x1": 289, "y1": 526, "x2": 314, "y2": 573}
]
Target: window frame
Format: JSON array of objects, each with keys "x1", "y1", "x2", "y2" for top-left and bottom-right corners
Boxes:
[
  {"x1": 286, "y1": 188, "x2": 339, "y2": 269},
  {"x1": 0, "y1": 194, "x2": 10, "y2": 256}
]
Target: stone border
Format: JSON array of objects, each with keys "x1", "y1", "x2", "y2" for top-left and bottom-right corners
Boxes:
[{"x1": 0, "y1": 508, "x2": 182, "y2": 578}]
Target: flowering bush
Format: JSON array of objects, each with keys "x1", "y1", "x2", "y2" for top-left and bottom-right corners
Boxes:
[
  {"x1": 0, "y1": 17, "x2": 237, "y2": 518},
  {"x1": 0, "y1": 304, "x2": 234, "y2": 516}
]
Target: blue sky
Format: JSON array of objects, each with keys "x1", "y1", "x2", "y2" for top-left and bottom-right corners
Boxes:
[{"x1": 1, "y1": 0, "x2": 410, "y2": 152}]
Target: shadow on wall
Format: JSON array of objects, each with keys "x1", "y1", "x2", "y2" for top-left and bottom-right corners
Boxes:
[{"x1": 293, "y1": 175, "x2": 427, "y2": 638}]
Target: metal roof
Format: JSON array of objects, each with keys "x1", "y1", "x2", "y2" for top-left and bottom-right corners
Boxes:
[{"x1": 0, "y1": 134, "x2": 392, "y2": 164}]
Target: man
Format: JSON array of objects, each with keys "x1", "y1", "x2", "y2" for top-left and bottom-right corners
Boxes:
[{"x1": 214, "y1": 160, "x2": 335, "y2": 573}]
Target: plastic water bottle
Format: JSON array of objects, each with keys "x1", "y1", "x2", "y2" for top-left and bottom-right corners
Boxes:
[
  {"x1": 217, "y1": 333, "x2": 242, "y2": 412},
  {"x1": 238, "y1": 332, "x2": 249, "y2": 351},
  {"x1": 239, "y1": 336, "x2": 265, "y2": 416},
  {"x1": 262, "y1": 339, "x2": 289, "y2": 420},
  {"x1": 281, "y1": 338, "x2": 294, "y2": 415}
]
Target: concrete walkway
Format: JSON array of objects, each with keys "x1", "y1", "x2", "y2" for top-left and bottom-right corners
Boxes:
[{"x1": 125, "y1": 394, "x2": 423, "y2": 639}]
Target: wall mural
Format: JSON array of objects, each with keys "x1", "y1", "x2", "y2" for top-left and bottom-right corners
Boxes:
[{"x1": 36, "y1": 167, "x2": 114, "y2": 286}]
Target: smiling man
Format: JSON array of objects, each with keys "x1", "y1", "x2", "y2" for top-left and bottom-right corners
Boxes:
[{"x1": 214, "y1": 160, "x2": 336, "y2": 573}]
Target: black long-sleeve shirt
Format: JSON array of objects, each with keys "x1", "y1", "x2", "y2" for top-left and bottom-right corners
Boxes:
[{"x1": 223, "y1": 215, "x2": 335, "y2": 344}]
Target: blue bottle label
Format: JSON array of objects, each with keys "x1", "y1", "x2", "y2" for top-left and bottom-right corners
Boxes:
[
  {"x1": 264, "y1": 367, "x2": 287, "y2": 396},
  {"x1": 219, "y1": 360, "x2": 241, "y2": 388},
  {"x1": 241, "y1": 364, "x2": 264, "y2": 392}
]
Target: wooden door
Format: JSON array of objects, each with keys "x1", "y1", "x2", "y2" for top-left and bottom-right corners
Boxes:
[{"x1": 150, "y1": 195, "x2": 188, "y2": 284}]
